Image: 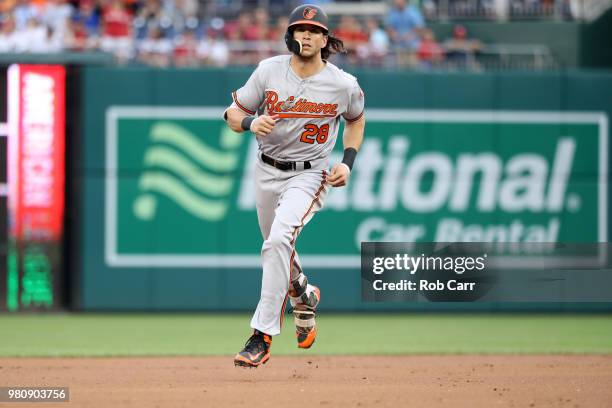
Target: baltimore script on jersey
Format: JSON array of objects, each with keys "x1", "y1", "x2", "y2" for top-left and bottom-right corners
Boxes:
[{"x1": 265, "y1": 90, "x2": 339, "y2": 116}]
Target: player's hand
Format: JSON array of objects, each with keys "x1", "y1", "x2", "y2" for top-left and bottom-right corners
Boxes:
[
  {"x1": 327, "y1": 163, "x2": 350, "y2": 187},
  {"x1": 250, "y1": 114, "x2": 279, "y2": 137}
]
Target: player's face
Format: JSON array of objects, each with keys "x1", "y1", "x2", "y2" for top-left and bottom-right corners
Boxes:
[{"x1": 293, "y1": 24, "x2": 328, "y2": 58}]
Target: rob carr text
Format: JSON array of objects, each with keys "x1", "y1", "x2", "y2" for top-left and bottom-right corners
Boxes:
[{"x1": 372, "y1": 279, "x2": 476, "y2": 291}]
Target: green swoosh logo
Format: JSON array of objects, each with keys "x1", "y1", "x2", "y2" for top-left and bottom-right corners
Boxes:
[
  {"x1": 134, "y1": 172, "x2": 227, "y2": 221},
  {"x1": 133, "y1": 121, "x2": 242, "y2": 222},
  {"x1": 151, "y1": 122, "x2": 238, "y2": 172},
  {"x1": 144, "y1": 146, "x2": 233, "y2": 197}
]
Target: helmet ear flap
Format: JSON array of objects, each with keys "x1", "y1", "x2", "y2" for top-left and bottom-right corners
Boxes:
[{"x1": 285, "y1": 30, "x2": 302, "y2": 55}]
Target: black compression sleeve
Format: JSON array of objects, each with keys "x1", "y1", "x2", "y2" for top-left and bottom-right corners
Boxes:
[
  {"x1": 241, "y1": 116, "x2": 255, "y2": 131},
  {"x1": 342, "y1": 147, "x2": 358, "y2": 171}
]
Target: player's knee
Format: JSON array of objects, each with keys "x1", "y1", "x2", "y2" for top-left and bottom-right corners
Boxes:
[{"x1": 263, "y1": 229, "x2": 292, "y2": 251}]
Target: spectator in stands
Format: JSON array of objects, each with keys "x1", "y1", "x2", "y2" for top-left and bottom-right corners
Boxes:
[
  {"x1": 219, "y1": 11, "x2": 253, "y2": 64},
  {"x1": 197, "y1": 29, "x2": 229, "y2": 67},
  {"x1": 173, "y1": 26, "x2": 199, "y2": 67},
  {"x1": 267, "y1": 15, "x2": 288, "y2": 44},
  {"x1": 137, "y1": 25, "x2": 172, "y2": 67},
  {"x1": 65, "y1": 16, "x2": 91, "y2": 50},
  {"x1": 237, "y1": 11, "x2": 258, "y2": 41},
  {"x1": 12, "y1": 17, "x2": 51, "y2": 53},
  {"x1": 13, "y1": 0, "x2": 40, "y2": 30},
  {"x1": 253, "y1": 7, "x2": 273, "y2": 59},
  {"x1": 259, "y1": 15, "x2": 287, "y2": 56},
  {"x1": 236, "y1": 11, "x2": 260, "y2": 64},
  {"x1": 71, "y1": 0, "x2": 101, "y2": 37},
  {"x1": 443, "y1": 24, "x2": 481, "y2": 69},
  {"x1": 421, "y1": 0, "x2": 437, "y2": 20},
  {"x1": 175, "y1": 0, "x2": 199, "y2": 18},
  {"x1": 416, "y1": 28, "x2": 444, "y2": 70},
  {"x1": 41, "y1": 0, "x2": 72, "y2": 40},
  {"x1": 165, "y1": 0, "x2": 199, "y2": 35},
  {"x1": 253, "y1": 8, "x2": 270, "y2": 40},
  {"x1": 333, "y1": 15, "x2": 368, "y2": 65},
  {"x1": 100, "y1": 0, "x2": 133, "y2": 62},
  {"x1": 0, "y1": 15, "x2": 17, "y2": 52},
  {"x1": 1, "y1": 0, "x2": 17, "y2": 15},
  {"x1": 359, "y1": 17, "x2": 390, "y2": 66},
  {"x1": 386, "y1": 0, "x2": 425, "y2": 66},
  {"x1": 133, "y1": 0, "x2": 169, "y2": 39},
  {"x1": 42, "y1": 24, "x2": 64, "y2": 52},
  {"x1": 225, "y1": 23, "x2": 250, "y2": 64}
]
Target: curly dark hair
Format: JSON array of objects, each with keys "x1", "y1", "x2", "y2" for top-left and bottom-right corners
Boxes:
[{"x1": 321, "y1": 34, "x2": 347, "y2": 60}]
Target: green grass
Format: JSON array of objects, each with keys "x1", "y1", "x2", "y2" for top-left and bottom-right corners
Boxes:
[{"x1": 1, "y1": 314, "x2": 611, "y2": 357}]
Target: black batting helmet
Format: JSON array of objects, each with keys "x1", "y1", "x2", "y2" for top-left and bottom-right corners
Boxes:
[
  {"x1": 285, "y1": 4, "x2": 329, "y2": 55},
  {"x1": 287, "y1": 4, "x2": 329, "y2": 32}
]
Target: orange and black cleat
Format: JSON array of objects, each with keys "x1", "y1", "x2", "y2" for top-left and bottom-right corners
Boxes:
[
  {"x1": 234, "y1": 330, "x2": 272, "y2": 368},
  {"x1": 296, "y1": 322, "x2": 318, "y2": 349}
]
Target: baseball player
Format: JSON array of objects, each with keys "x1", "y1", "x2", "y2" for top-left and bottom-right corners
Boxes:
[{"x1": 224, "y1": 4, "x2": 365, "y2": 368}]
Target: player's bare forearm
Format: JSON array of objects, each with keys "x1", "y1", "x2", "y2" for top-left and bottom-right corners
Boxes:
[
  {"x1": 225, "y1": 107, "x2": 249, "y2": 133},
  {"x1": 328, "y1": 115, "x2": 365, "y2": 188},
  {"x1": 342, "y1": 115, "x2": 365, "y2": 151}
]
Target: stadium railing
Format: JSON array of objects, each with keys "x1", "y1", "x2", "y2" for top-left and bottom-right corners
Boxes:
[{"x1": 320, "y1": 0, "x2": 612, "y2": 21}]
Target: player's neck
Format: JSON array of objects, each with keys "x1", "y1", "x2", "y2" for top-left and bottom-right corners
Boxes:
[{"x1": 290, "y1": 55, "x2": 326, "y2": 79}]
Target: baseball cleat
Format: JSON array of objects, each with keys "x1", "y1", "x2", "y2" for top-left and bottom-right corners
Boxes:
[
  {"x1": 234, "y1": 330, "x2": 272, "y2": 368},
  {"x1": 294, "y1": 285, "x2": 320, "y2": 349},
  {"x1": 297, "y1": 323, "x2": 317, "y2": 349}
]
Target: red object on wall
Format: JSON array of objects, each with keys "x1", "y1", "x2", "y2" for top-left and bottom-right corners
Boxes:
[{"x1": 8, "y1": 64, "x2": 66, "y2": 242}]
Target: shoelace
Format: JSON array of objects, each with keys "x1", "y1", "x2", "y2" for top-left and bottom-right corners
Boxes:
[{"x1": 243, "y1": 334, "x2": 266, "y2": 354}]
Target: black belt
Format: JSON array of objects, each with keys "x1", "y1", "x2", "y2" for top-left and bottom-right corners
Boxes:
[{"x1": 261, "y1": 153, "x2": 311, "y2": 171}]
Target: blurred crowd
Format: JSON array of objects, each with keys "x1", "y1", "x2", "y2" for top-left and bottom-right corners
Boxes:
[
  {"x1": 0, "y1": 0, "x2": 482, "y2": 69},
  {"x1": 0, "y1": 0, "x2": 234, "y2": 66},
  {"x1": 335, "y1": 0, "x2": 482, "y2": 69},
  {"x1": 421, "y1": 0, "x2": 575, "y2": 20}
]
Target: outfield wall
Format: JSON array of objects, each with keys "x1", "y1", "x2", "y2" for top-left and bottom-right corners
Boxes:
[{"x1": 73, "y1": 67, "x2": 612, "y2": 311}]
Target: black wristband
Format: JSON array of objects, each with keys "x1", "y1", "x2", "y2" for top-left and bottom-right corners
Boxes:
[
  {"x1": 241, "y1": 116, "x2": 255, "y2": 131},
  {"x1": 341, "y1": 147, "x2": 358, "y2": 171}
]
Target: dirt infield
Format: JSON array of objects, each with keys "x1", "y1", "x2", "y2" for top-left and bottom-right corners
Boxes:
[{"x1": 1, "y1": 355, "x2": 611, "y2": 407}]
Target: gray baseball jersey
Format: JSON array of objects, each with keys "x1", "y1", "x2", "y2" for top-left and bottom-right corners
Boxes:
[{"x1": 227, "y1": 54, "x2": 365, "y2": 162}]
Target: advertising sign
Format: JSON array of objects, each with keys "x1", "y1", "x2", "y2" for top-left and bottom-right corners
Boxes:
[
  {"x1": 105, "y1": 108, "x2": 607, "y2": 268},
  {"x1": 5, "y1": 64, "x2": 66, "y2": 310}
]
